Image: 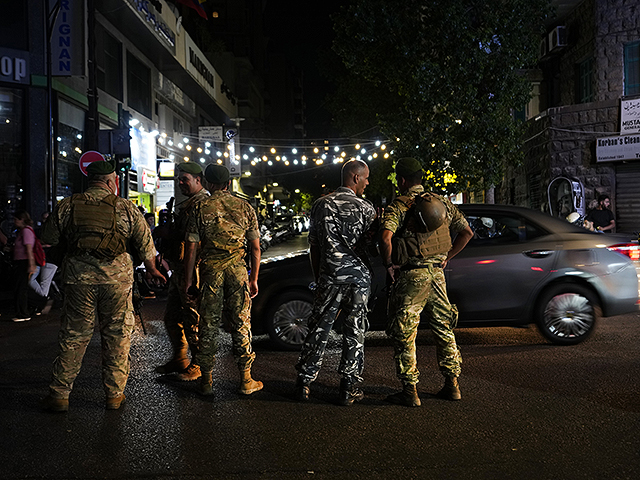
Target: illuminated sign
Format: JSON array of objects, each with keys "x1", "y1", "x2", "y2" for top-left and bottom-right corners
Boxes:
[{"x1": 0, "y1": 48, "x2": 28, "y2": 84}]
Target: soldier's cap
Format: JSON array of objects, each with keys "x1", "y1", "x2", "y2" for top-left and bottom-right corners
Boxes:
[
  {"x1": 395, "y1": 157, "x2": 423, "y2": 178},
  {"x1": 86, "y1": 160, "x2": 115, "y2": 175},
  {"x1": 178, "y1": 162, "x2": 203, "y2": 176},
  {"x1": 205, "y1": 164, "x2": 230, "y2": 184}
]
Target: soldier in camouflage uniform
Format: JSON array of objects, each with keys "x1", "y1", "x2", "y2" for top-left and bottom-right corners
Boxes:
[
  {"x1": 380, "y1": 157, "x2": 473, "y2": 407},
  {"x1": 155, "y1": 163, "x2": 208, "y2": 381},
  {"x1": 184, "y1": 164, "x2": 263, "y2": 396},
  {"x1": 40, "y1": 160, "x2": 165, "y2": 412},
  {"x1": 295, "y1": 159, "x2": 377, "y2": 406}
]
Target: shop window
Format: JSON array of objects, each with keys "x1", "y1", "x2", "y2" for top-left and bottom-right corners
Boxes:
[
  {"x1": 56, "y1": 101, "x2": 85, "y2": 200},
  {"x1": 624, "y1": 41, "x2": 640, "y2": 96},
  {"x1": 127, "y1": 52, "x2": 151, "y2": 118},
  {"x1": 0, "y1": 87, "x2": 23, "y2": 222},
  {"x1": 576, "y1": 57, "x2": 594, "y2": 103},
  {"x1": 96, "y1": 24, "x2": 123, "y2": 100}
]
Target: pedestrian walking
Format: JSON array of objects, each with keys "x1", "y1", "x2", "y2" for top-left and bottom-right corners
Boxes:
[
  {"x1": 11, "y1": 209, "x2": 38, "y2": 322},
  {"x1": 294, "y1": 159, "x2": 377, "y2": 405},
  {"x1": 184, "y1": 164, "x2": 263, "y2": 396},
  {"x1": 380, "y1": 157, "x2": 473, "y2": 407},
  {"x1": 40, "y1": 160, "x2": 165, "y2": 412},
  {"x1": 155, "y1": 162, "x2": 208, "y2": 381}
]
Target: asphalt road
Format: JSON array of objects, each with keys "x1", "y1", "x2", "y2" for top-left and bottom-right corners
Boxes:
[{"x1": 0, "y1": 234, "x2": 639, "y2": 479}]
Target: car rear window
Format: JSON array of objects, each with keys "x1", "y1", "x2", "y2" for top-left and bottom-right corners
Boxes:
[{"x1": 466, "y1": 213, "x2": 547, "y2": 245}]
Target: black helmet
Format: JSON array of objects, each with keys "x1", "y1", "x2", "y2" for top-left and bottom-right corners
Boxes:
[{"x1": 414, "y1": 194, "x2": 447, "y2": 232}]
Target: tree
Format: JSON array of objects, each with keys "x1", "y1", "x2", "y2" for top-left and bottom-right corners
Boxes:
[{"x1": 331, "y1": 0, "x2": 552, "y2": 194}]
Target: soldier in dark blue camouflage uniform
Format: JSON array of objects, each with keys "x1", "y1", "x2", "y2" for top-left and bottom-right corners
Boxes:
[{"x1": 295, "y1": 159, "x2": 377, "y2": 406}]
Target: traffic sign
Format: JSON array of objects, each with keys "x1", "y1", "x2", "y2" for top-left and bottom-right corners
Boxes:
[{"x1": 79, "y1": 151, "x2": 106, "y2": 176}]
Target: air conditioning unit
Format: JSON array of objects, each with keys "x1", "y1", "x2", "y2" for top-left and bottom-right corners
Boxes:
[
  {"x1": 548, "y1": 26, "x2": 567, "y2": 52},
  {"x1": 538, "y1": 37, "x2": 548, "y2": 60}
]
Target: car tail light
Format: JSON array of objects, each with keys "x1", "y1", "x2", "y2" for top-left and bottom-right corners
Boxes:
[{"x1": 607, "y1": 243, "x2": 640, "y2": 261}]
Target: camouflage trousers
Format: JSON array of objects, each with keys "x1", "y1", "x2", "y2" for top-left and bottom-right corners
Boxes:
[
  {"x1": 50, "y1": 283, "x2": 135, "y2": 399},
  {"x1": 296, "y1": 281, "x2": 370, "y2": 385},
  {"x1": 196, "y1": 262, "x2": 255, "y2": 373},
  {"x1": 163, "y1": 267, "x2": 200, "y2": 363},
  {"x1": 386, "y1": 265, "x2": 461, "y2": 384}
]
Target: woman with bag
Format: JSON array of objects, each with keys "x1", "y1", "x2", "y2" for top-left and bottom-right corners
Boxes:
[{"x1": 12, "y1": 209, "x2": 39, "y2": 322}]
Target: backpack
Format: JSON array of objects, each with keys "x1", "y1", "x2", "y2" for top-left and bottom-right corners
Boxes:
[{"x1": 27, "y1": 227, "x2": 46, "y2": 267}]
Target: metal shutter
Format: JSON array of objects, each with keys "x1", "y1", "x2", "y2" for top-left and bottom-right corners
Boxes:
[{"x1": 615, "y1": 163, "x2": 640, "y2": 233}]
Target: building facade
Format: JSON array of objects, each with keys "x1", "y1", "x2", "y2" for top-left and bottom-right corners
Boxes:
[
  {"x1": 0, "y1": 0, "x2": 279, "y2": 233},
  {"x1": 501, "y1": 0, "x2": 640, "y2": 232}
]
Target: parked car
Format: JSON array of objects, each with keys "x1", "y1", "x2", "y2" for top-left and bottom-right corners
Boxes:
[{"x1": 251, "y1": 204, "x2": 640, "y2": 349}]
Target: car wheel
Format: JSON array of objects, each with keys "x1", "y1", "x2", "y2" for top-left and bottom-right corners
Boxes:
[
  {"x1": 536, "y1": 284, "x2": 600, "y2": 345},
  {"x1": 266, "y1": 291, "x2": 314, "y2": 350}
]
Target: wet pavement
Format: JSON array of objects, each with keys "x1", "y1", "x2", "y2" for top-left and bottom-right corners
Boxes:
[{"x1": 1, "y1": 232, "x2": 639, "y2": 479}]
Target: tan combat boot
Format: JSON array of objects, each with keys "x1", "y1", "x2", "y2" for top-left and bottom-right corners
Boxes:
[
  {"x1": 106, "y1": 394, "x2": 126, "y2": 410},
  {"x1": 199, "y1": 372, "x2": 214, "y2": 396},
  {"x1": 436, "y1": 376, "x2": 461, "y2": 401},
  {"x1": 41, "y1": 395, "x2": 69, "y2": 413},
  {"x1": 177, "y1": 362, "x2": 201, "y2": 381},
  {"x1": 238, "y1": 369, "x2": 263, "y2": 395},
  {"x1": 385, "y1": 383, "x2": 421, "y2": 407}
]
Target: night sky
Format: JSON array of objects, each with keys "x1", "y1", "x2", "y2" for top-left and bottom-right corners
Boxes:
[{"x1": 263, "y1": 0, "x2": 343, "y2": 139}]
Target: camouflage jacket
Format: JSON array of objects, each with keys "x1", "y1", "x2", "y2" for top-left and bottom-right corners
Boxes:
[
  {"x1": 163, "y1": 188, "x2": 208, "y2": 270},
  {"x1": 186, "y1": 189, "x2": 259, "y2": 271},
  {"x1": 381, "y1": 185, "x2": 468, "y2": 265},
  {"x1": 309, "y1": 186, "x2": 377, "y2": 288},
  {"x1": 41, "y1": 185, "x2": 156, "y2": 285}
]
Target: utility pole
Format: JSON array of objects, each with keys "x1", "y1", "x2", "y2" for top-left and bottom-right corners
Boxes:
[
  {"x1": 85, "y1": 0, "x2": 99, "y2": 152},
  {"x1": 45, "y1": 0, "x2": 60, "y2": 209}
]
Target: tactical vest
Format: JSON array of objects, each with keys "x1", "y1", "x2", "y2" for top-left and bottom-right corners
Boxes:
[
  {"x1": 391, "y1": 194, "x2": 452, "y2": 266},
  {"x1": 68, "y1": 193, "x2": 128, "y2": 260}
]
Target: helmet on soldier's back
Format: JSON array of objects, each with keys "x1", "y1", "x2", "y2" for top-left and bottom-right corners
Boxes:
[{"x1": 414, "y1": 194, "x2": 447, "y2": 232}]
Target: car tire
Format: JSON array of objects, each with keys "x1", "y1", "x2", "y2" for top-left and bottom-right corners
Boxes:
[
  {"x1": 266, "y1": 290, "x2": 314, "y2": 350},
  {"x1": 536, "y1": 284, "x2": 600, "y2": 345}
]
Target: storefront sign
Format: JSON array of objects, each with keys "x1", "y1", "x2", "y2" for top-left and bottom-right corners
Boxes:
[
  {"x1": 51, "y1": 0, "x2": 85, "y2": 76},
  {"x1": 621, "y1": 98, "x2": 640, "y2": 135},
  {"x1": 158, "y1": 160, "x2": 175, "y2": 178},
  {"x1": 128, "y1": 0, "x2": 176, "y2": 53},
  {"x1": 184, "y1": 36, "x2": 237, "y2": 118},
  {"x1": 596, "y1": 134, "x2": 640, "y2": 162},
  {"x1": 141, "y1": 168, "x2": 157, "y2": 194},
  {"x1": 198, "y1": 126, "x2": 223, "y2": 142},
  {"x1": 0, "y1": 48, "x2": 29, "y2": 84}
]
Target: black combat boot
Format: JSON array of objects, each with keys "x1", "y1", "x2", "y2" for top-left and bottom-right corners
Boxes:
[
  {"x1": 385, "y1": 383, "x2": 421, "y2": 407},
  {"x1": 294, "y1": 377, "x2": 310, "y2": 402},
  {"x1": 436, "y1": 376, "x2": 461, "y2": 401},
  {"x1": 339, "y1": 378, "x2": 364, "y2": 406}
]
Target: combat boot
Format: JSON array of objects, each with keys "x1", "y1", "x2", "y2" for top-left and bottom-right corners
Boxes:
[
  {"x1": 294, "y1": 377, "x2": 310, "y2": 402},
  {"x1": 177, "y1": 363, "x2": 201, "y2": 381},
  {"x1": 385, "y1": 383, "x2": 421, "y2": 407},
  {"x1": 155, "y1": 358, "x2": 189, "y2": 374},
  {"x1": 238, "y1": 369, "x2": 263, "y2": 395},
  {"x1": 199, "y1": 372, "x2": 214, "y2": 396},
  {"x1": 41, "y1": 395, "x2": 69, "y2": 413},
  {"x1": 436, "y1": 376, "x2": 461, "y2": 401},
  {"x1": 106, "y1": 394, "x2": 126, "y2": 410},
  {"x1": 339, "y1": 378, "x2": 364, "y2": 406}
]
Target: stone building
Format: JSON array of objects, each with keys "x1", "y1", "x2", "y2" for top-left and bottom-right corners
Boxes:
[{"x1": 501, "y1": 0, "x2": 640, "y2": 232}]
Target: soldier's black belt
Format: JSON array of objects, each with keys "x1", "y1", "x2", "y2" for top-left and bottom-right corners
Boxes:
[{"x1": 400, "y1": 263, "x2": 443, "y2": 271}]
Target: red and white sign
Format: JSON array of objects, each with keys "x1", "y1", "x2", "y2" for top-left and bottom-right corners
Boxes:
[{"x1": 79, "y1": 150, "x2": 106, "y2": 176}]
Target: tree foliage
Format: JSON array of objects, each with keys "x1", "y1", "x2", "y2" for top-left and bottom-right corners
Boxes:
[{"x1": 331, "y1": 0, "x2": 552, "y2": 194}]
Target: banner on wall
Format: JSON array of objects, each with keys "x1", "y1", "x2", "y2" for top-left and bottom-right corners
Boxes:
[{"x1": 50, "y1": 0, "x2": 85, "y2": 76}]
